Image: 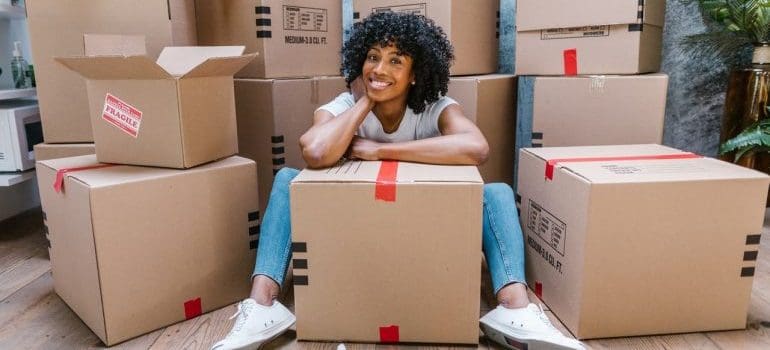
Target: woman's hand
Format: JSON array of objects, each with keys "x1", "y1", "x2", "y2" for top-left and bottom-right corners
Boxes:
[
  {"x1": 350, "y1": 136, "x2": 382, "y2": 161},
  {"x1": 351, "y1": 76, "x2": 368, "y2": 102}
]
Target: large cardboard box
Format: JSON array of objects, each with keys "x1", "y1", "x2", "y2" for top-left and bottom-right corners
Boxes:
[
  {"x1": 235, "y1": 76, "x2": 347, "y2": 214},
  {"x1": 36, "y1": 155, "x2": 258, "y2": 346},
  {"x1": 196, "y1": 0, "x2": 343, "y2": 78},
  {"x1": 26, "y1": 0, "x2": 198, "y2": 143},
  {"x1": 514, "y1": 0, "x2": 665, "y2": 75},
  {"x1": 448, "y1": 74, "x2": 516, "y2": 184},
  {"x1": 291, "y1": 161, "x2": 483, "y2": 344},
  {"x1": 33, "y1": 143, "x2": 95, "y2": 161},
  {"x1": 353, "y1": 0, "x2": 499, "y2": 76},
  {"x1": 56, "y1": 47, "x2": 255, "y2": 169},
  {"x1": 516, "y1": 144, "x2": 770, "y2": 339},
  {"x1": 515, "y1": 74, "x2": 668, "y2": 189}
]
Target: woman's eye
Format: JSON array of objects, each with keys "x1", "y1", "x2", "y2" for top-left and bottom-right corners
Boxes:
[
  {"x1": 390, "y1": 58, "x2": 401, "y2": 65},
  {"x1": 368, "y1": 55, "x2": 378, "y2": 61}
]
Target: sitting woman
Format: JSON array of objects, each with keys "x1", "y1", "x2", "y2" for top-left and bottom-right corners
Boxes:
[{"x1": 212, "y1": 11, "x2": 583, "y2": 350}]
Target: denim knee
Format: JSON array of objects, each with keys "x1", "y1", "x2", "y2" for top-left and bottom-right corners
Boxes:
[{"x1": 483, "y1": 182, "x2": 515, "y2": 204}]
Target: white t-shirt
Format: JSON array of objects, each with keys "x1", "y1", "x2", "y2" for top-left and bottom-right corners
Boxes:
[{"x1": 316, "y1": 92, "x2": 458, "y2": 143}]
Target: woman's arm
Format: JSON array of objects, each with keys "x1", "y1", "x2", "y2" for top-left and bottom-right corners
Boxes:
[
  {"x1": 350, "y1": 104, "x2": 490, "y2": 165},
  {"x1": 299, "y1": 79, "x2": 374, "y2": 168}
]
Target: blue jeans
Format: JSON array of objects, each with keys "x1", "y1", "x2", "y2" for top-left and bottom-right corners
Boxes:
[{"x1": 253, "y1": 167, "x2": 526, "y2": 294}]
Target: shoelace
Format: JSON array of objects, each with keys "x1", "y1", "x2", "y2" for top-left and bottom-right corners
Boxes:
[
  {"x1": 227, "y1": 301, "x2": 253, "y2": 334},
  {"x1": 532, "y1": 304, "x2": 560, "y2": 334}
]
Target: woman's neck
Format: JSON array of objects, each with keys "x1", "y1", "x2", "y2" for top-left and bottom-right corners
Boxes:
[{"x1": 372, "y1": 95, "x2": 409, "y2": 133}]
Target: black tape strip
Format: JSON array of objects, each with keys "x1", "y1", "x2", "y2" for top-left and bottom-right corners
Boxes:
[
  {"x1": 496, "y1": 21, "x2": 499, "y2": 28},
  {"x1": 747, "y1": 234, "x2": 761, "y2": 245},
  {"x1": 272, "y1": 158, "x2": 286, "y2": 165},
  {"x1": 628, "y1": 24, "x2": 643, "y2": 32},
  {"x1": 257, "y1": 31, "x2": 272, "y2": 38},
  {"x1": 515, "y1": 193, "x2": 522, "y2": 203},
  {"x1": 42, "y1": 225, "x2": 48, "y2": 234},
  {"x1": 293, "y1": 275, "x2": 309, "y2": 285},
  {"x1": 256, "y1": 18, "x2": 272, "y2": 26},
  {"x1": 496, "y1": 32, "x2": 499, "y2": 39},
  {"x1": 496, "y1": 11, "x2": 500, "y2": 18},
  {"x1": 272, "y1": 135, "x2": 285, "y2": 143},
  {"x1": 292, "y1": 242, "x2": 307, "y2": 253},
  {"x1": 637, "y1": 10, "x2": 644, "y2": 19},
  {"x1": 255, "y1": 6, "x2": 270, "y2": 14},
  {"x1": 248, "y1": 211, "x2": 259, "y2": 222},
  {"x1": 353, "y1": 12, "x2": 360, "y2": 19},
  {"x1": 532, "y1": 143, "x2": 543, "y2": 148},
  {"x1": 638, "y1": 0, "x2": 644, "y2": 5},
  {"x1": 272, "y1": 168, "x2": 280, "y2": 175},
  {"x1": 249, "y1": 225, "x2": 260, "y2": 236},
  {"x1": 293, "y1": 259, "x2": 308, "y2": 269},
  {"x1": 42, "y1": 211, "x2": 46, "y2": 220},
  {"x1": 741, "y1": 267, "x2": 755, "y2": 277},
  {"x1": 249, "y1": 239, "x2": 258, "y2": 250},
  {"x1": 744, "y1": 251, "x2": 759, "y2": 261},
  {"x1": 272, "y1": 147, "x2": 285, "y2": 155},
  {"x1": 531, "y1": 132, "x2": 543, "y2": 139}
]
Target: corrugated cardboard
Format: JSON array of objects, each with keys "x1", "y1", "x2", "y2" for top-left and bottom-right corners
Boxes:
[
  {"x1": 515, "y1": 74, "x2": 667, "y2": 189},
  {"x1": 56, "y1": 46, "x2": 255, "y2": 169},
  {"x1": 36, "y1": 155, "x2": 258, "y2": 346},
  {"x1": 196, "y1": 0, "x2": 343, "y2": 78},
  {"x1": 514, "y1": 0, "x2": 665, "y2": 75},
  {"x1": 353, "y1": 0, "x2": 499, "y2": 76},
  {"x1": 234, "y1": 76, "x2": 347, "y2": 215},
  {"x1": 33, "y1": 143, "x2": 95, "y2": 161},
  {"x1": 291, "y1": 161, "x2": 483, "y2": 344},
  {"x1": 448, "y1": 74, "x2": 516, "y2": 184},
  {"x1": 516, "y1": 144, "x2": 770, "y2": 339},
  {"x1": 26, "y1": 0, "x2": 198, "y2": 143}
]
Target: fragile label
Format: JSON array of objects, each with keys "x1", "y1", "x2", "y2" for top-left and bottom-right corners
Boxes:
[
  {"x1": 541, "y1": 25, "x2": 609, "y2": 40},
  {"x1": 102, "y1": 93, "x2": 142, "y2": 138},
  {"x1": 373, "y1": 3, "x2": 427, "y2": 16},
  {"x1": 527, "y1": 200, "x2": 566, "y2": 256},
  {"x1": 284, "y1": 6, "x2": 328, "y2": 32}
]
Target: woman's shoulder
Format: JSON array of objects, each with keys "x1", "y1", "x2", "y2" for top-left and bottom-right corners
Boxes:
[{"x1": 423, "y1": 95, "x2": 459, "y2": 116}]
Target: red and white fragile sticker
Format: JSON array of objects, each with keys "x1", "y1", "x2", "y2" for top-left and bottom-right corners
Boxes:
[{"x1": 102, "y1": 93, "x2": 142, "y2": 138}]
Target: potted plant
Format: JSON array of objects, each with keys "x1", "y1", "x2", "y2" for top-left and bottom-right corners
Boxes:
[{"x1": 684, "y1": 0, "x2": 770, "y2": 204}]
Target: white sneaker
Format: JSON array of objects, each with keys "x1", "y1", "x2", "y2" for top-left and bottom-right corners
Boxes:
[
  {"x1": 211, "y1": 299, "x2": 296, "y2": 350},
  {"x1": 480, "y1": 303, "x2": 585, "y2": 350}
]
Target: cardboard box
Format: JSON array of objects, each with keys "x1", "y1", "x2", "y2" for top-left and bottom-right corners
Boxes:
[
  {"x1": 514, "y1": 0, "x2": 665, "y2": 75},
  {"x1": 56, "y1": 46, "x2": 255, "y2": 169},
  {"x1": 353, "y1": 0, "x2": 499, "y2": 76},
  {"x1": 34, "y1": 143, "x2": 95, "y2": 161},
  {"x1": 234, "y1": 76, "x2": 347, "y2": 214},
  {"x1": 26, "y1": 0, "x2": 198, "y2": 143},
  {"x1": 516, "y1": 144, "x2": 770, "y2": 339},
  {"x1": 291, "y1": 160, "x2": 483, "y2": 344},
  {"x1": 514, "y1": 74, "x2": 667, "y2": 189},
  {"x1": 196, "y1": 0, "x2": 343, "y2": 78},
  {"x1": 36, "y1": 155, "x2": 258, "y2": 346},
  {"x1": 448, "y1": 74, "x2": 516, "y2": 184}
]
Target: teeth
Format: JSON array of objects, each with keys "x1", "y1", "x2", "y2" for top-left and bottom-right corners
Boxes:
[{"x1": 370, "y1": 79, "x2": 391, "y2": 88}]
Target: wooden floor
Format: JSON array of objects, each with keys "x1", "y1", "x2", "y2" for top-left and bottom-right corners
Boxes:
[{"x1": 1, "y1": 209, "x2": 769, "y2": 350}]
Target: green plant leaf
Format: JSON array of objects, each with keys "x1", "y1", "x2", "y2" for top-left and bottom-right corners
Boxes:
[{"x1": 719, "y1": 118, "x2": 770, "y2": 161}]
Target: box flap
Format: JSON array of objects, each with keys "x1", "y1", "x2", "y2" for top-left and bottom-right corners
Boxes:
[
  {"x1": 39, "y1": 155, "x2": 253, "y2": 189},
  {"x1": 55, "y1": 56, "x2": 172, "y2": 80},
  {"x1": 292, "y1": 161, "x2": 483, "y2": 184},
  {"x1": 83, "y1": 34, "x2": 147, "y2": 57},
  {"x1": 182, "y1": 53, "x2": 258, "y2": 78},
  {"x1": 517, "y1": 0, "x2": 664, "y2": 30},
  {"x1": 156, "y1": 46, "x2": 246, "y2": 76},
  {"x1": 524, "y1": 144, "x2": 770, "y2": 184}
]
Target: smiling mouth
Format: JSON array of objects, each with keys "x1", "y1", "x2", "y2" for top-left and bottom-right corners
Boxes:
[{"x1": 368, "y1": 77, "x2": 393, "y2": 90}]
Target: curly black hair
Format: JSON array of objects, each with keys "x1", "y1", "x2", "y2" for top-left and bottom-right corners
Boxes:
[{"x1": 341, "y1": 11, "x2": 454, "y2": 114}]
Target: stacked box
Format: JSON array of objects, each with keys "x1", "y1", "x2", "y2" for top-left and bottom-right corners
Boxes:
[
  {"x1": 33, "y1": 143, "x2": 95, "y2": 161},
  {"x1": 26, "y1": 0, "x2": 198, "y2": 143},
  {"x1": 517, "y1": 144, "x2": 770, "y2": 338}
]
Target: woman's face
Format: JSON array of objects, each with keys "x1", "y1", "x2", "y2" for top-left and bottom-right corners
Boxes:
[{"x1": 361, "y1": 43, "x2": 415, "y2": 104}]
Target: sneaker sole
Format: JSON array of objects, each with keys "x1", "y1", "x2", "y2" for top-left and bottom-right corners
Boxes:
[
  {"x1": 479, "y1": 320, "x2": 580, "y2": 350},
  {"x1": 218, "y1": 315, "x2": 297, "y2": 350}
]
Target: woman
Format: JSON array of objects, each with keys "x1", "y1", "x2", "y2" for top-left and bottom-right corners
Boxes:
[{"x1": 213, "y1": 12, "x2": 583, "y2": 350}]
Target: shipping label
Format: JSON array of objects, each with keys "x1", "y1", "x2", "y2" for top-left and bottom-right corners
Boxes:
[
  {"x1": 541, "y1": 25, "x2": 610, "y2": 40},
  {"x1": 284, "y1": 6, "x2": 328, "y2": 32},
  {"x1": 102, "y1": 93, "x2": 142, "y2": 138},
  {"x1": 372, "y1": 3, "x2": 427, "y2": 16},
  {"x1": 600, "y1": 163, "x2": 706, "y2": 175}
]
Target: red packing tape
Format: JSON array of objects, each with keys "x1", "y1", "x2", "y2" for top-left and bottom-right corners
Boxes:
[
  {"x1": 184, "y1": 297, "x2": 202, "y2": 319},
  {"x1": 54, "y1": 164, "x2": 116, "y2": 193},
  {"x1": 379, "y1": 325, "x2": 400, "y2": 343},
  {"x1": 545, "y1": 153, "x2": 702, "y2": 180},
  {"x1": 563, "y1": 49, "x2": 577, "y2": 76},
  {"x1": 535, "y1": 281, "x2": 543, "y2": 299},
  {"x1": 375, "y1": 160, "x2": 398, "y2": 202}
]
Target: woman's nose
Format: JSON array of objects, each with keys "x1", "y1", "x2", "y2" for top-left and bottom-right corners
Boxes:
[{"x1": 373, "y1": 60, "x2": 386, "y2": 74}]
